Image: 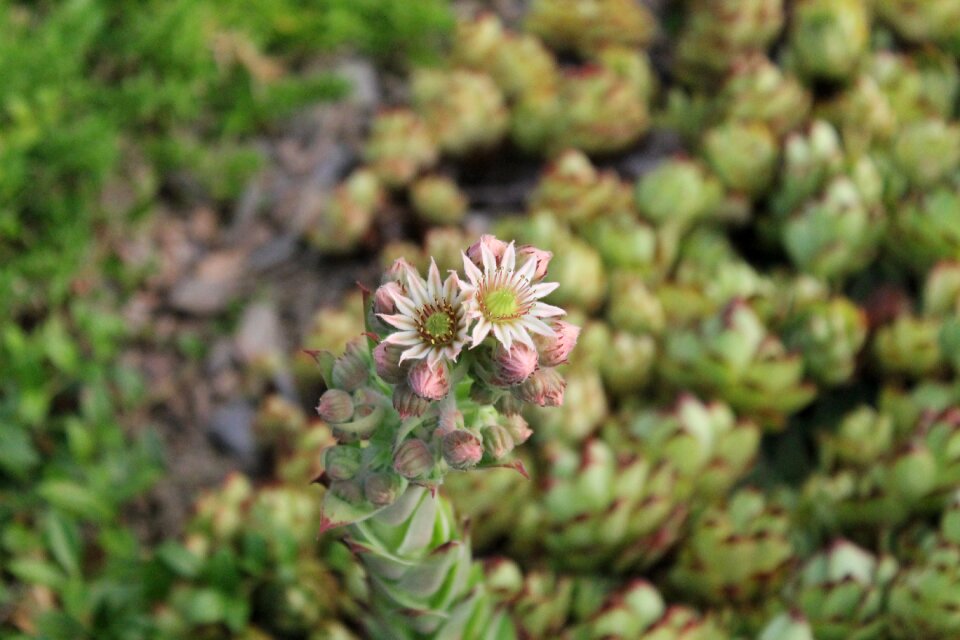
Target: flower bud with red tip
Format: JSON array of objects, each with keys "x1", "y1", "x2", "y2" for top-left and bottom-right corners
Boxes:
[
  {"x1": 374, "y1": 281, "x2": 404, "y2": 315},
  {"x1": 482, "y1": 423, "x2": 514, "y2": 460},
  {"x1": 513, "y1": 367, "x2": 566, "y2": 407},
  {"x1": 492, "y1": 342, "x2": 539, "y2": 385},
  {"x1": 518, "y1": 245, "x2": 553, "y2": 281},
  {"x1": 534, "y1": 320, "x2": 581, "y2": 367},
  {"x1": 466, "y1": 234, "x2": 509, "y2": 268},
  {"x1": 501, "y1": 414, "x2": 533, "y2": 446},
  {"x1": 441, "y1": 430, "x2": 484, "y2": 469},
  {"x1": 317, "y1": 389, "x2": 354, "y2": 424},
  {"x1": 373, "y1": 341, "x2": 405, "y2": 384},
  {"x1": 393, "y1": 383, "x2": 431, "y2": 418},
  {"x1": 408, "y1": 360, "x2": 450, "y2": 400},
  {"x1": 393, "y1": 439, "x2": 434, "y2": 479}
]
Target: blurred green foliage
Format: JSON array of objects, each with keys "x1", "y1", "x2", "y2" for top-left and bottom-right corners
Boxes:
[
  {"x1": 0, "y1": 0, "x2": 450, "y2": 313},
  {"x1": 0, "y1": 0, "x2": 451, "y2": 636}
]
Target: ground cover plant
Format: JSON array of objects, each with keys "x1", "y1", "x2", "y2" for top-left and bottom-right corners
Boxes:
[
  {"x1": 4, "y1": 0, "x2": 960, "y2": 638},
  {"x1": 0, "y1": 0, "x2": 449, "y2": 637}
]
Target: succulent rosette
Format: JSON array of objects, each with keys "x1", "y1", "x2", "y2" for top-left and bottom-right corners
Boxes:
[
  {"x1": 786, "y1": 540, "x2": 898, "y2": 640},
  {"x1": 888, "y1": 492, "x2": 960, "y2": 639},
  {"x1": 670, "y1": 489, "x2": 796, "y2": 605}
]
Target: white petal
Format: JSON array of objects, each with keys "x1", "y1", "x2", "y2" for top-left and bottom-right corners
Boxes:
[
  {"x1": 443, "y1": 272, "x2": 458, "y2": 301},
  {"x1": 444, "y1": 343, "x2": 463, "y2": 361},
  {"x1": 389, "y1": 257, "x2": 413, "y2": 276},
  {"x1": 502, "y1": 242, "x2": 516, "y2": 272},
  {"x1": 427, "y1": 348, "x2": 443, "y2": 369},
  {"x1": 398, "y1": 342, "x2": 431, "y2": 363},
  {"x1": 481, "y1": 242, "x2": 497, "y2": 273},
  {"x1": 493, "y1": 323, "x2": 513, "y2": 351},
  {"x1": 521, "y1": 315, "x2": 555, "y2": 337},
  {"x1": 516, "y1": 256, "x2": 537, "y2": 282},
  {"x1": 470, "y1": 318, "x2": 492, "y2": 348},
  {"x1": 405, "y1": 269, "x2": 430, "y2": 307},
  {"x1": 427, "y1": 259, "x2": 443, "y2": 299},
  {"x1": 530, "y1": 281, "x2": 560, "y2": 298},
  {"x1": 531, "y1": 301, "x2": 566, "y2": 317},
  {"x1": 390, "y1": 290, "x2": 419, "y2": 318},
  {"x1": 379, "y1": 313, "x2": 417, "y2": 330},
  {"x1": 462, "y1": 252, "x2": 483, "y2": 285},
  {"x1": 385, "y1": 330, "x2": 422, "y2": 347},
  {"x1": 514, "y1": 325, "x2": 536, "y2": 350}
]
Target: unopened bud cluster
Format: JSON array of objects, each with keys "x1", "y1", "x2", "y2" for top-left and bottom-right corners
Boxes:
[{"x1": 315, "y1": 236, "x2": 577, "y2": 528}]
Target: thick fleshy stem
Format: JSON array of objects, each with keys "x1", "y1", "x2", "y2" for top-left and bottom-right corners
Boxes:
[{"x1": 345, "y1": 486, "x2": 515, "y2": 639}]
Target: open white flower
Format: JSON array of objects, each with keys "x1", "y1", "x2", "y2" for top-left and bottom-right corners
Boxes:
[
  {"x1": 378, "y1": 259, "x2": 470, "y2": 367},
  {"x1": 460, "y1": 240, "x2": 564, "y2": 351}
]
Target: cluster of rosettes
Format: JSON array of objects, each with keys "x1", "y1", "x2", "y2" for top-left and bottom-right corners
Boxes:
[{"x1": 314, "y1": 236, "x2": 578, "y2": 527}]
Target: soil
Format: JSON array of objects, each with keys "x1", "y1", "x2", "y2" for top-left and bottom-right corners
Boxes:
[{"x1": 118, "y1": 80, "x2": 382, "y2": 542}]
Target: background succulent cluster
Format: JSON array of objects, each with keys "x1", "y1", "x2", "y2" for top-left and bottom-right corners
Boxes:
[{"x1": 4, "y1": 0, "x2": 960, "y2": 638}]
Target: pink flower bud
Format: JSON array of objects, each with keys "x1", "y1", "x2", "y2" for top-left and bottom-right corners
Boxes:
[
  {"x1": 441, "y1": 429, "x2": 484, "y2": 469},
  {"x1": 363, "y1": 472, "x2": 404, "y2": 506},
  {"x1": 373, "y1": 341, "x2": 405, "y2": 384},
  {"x1": 491, "y1": 342, "x2": 539, "y2": 385},
  {"x1": 518, "y1": 245, "x2": 553, "y2": 281},
  {"x1": 373, "y1": 281, "x2": 404, "y2": 315},
  {"x1": 385, "y1": 257, "x2": 412, "y2": 283},
  {"x1": 393, "y1": 383, "x2": 430, "y2": 418},
  {"x1": 407, "y1": 360, "x2": 450, "y2": 400},
  {"x1": 501, "y1": 414, "x2": 532, "y2": 446},
  {"x1": 332, "y1": 338, "x2": 368, "y2": 392},
  {"x1": 466, "y1": 234, "x2": 508, "y2": 267},
  {"x1": 393, "y1": 439, "x2": 434, "y2": 478},
  {"x1": 534, "y1": 320, "x2": 581, "y2": 367},
  {"x1": 482, "y1": 423, "x2": 514, "y2": 460},
  {"x1": 316, "y1": 389, "x2": 354, "y2": 423},
  {"x1": 513, "y1": 367, "x2": 566, "y2": 407}
]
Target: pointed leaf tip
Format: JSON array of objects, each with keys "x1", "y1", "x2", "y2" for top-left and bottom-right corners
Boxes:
[
  {"x1": 500, "y1": 459, "x2": 529, "y2": 479},
  {"x1": 302, "y1": 349, "x2": 336, "y2": 387},
  {"x1": 319, "y1": 489, "x2": 387, "y2": 533},
  {"x1": 318, "y1": 515, "x2": 344, "y2": 535},
  {"x1": 430, "y1": 540, "x2": 461, "y2": 556},
  {"x1": 345, "y1": 539, "x2": 374, "y2": 555}
]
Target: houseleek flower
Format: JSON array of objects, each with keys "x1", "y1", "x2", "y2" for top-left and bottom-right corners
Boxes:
[
  {"x1": 460, "y1": 240, "x2": 564, "y2": 351},
  {"x1": 378, "y1": 259, "x2": 470, "y2": 367}
]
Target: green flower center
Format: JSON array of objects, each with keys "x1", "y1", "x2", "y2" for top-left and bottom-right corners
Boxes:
[
  {"x1": 416, "y1": 302, "x2": 457, "y2": 346},
  {"x1": 483, "y1": 288, "x2": 520, "y2": 320},
  {"x1": 424, "y1": 311, "x2": 452, "y2": 338}
]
